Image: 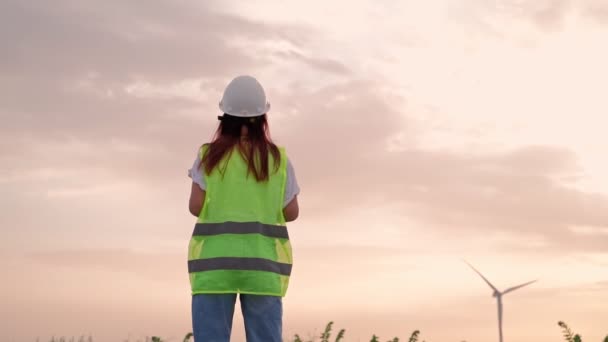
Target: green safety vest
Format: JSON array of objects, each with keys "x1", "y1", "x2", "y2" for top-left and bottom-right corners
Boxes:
[{"x1": 188, "y1": 144, "x2": 293, "y2": 297}]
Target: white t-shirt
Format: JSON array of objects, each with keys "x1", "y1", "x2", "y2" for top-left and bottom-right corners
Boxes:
[{"x1": 188, "y1": 149, "x2": 300, "y2": 208}]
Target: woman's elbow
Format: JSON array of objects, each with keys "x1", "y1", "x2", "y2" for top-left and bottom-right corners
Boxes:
[
  {"x1": 189, "y1": 203, "x2": 202, "y2": 217},
  {"x1": 188, "y1": 184, "x2": 205, "y2": 217},
  {"x1": 284, "y1": 210, "x2": 298, "y2": 222},
  {"x1": 283, "y1": 197, "x2": 299, "y2": 222}
]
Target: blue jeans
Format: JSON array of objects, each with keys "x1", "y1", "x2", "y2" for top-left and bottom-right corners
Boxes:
[{"x1": 191, "y1": 294, "x2": 282, "y2": 342}]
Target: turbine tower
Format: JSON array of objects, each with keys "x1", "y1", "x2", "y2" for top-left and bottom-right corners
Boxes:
[{"x1": 464, "y1": 260, "x2": 537, "y2": 342}]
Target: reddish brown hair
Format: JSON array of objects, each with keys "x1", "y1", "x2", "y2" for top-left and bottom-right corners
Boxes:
[{"x1": 200, "y1": 114, "x2": 280, "y2": 182}]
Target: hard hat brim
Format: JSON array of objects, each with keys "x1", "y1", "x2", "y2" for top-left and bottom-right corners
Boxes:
[{"x1": 218, "y1": 101, "x2": 271, "y2": 117}]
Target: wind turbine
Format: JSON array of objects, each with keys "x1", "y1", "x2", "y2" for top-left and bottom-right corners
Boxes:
[{"x1": 464, "y1": 260, "x2": 537, "y2": 342}]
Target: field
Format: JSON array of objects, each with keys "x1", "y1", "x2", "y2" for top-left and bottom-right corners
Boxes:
[{"x1": 43, "y1": 321, "x2": 607, "y2": 342}]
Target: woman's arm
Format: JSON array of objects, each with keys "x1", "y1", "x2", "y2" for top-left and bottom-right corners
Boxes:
[
  {"x1": 189, "y1": 182, "x2": 206, "y2": 217},
  {"x1": 283, "y1": 195, "x2": 299, "y2": 222}
]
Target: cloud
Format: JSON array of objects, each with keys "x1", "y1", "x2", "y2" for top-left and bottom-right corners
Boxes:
[
  {"x1": 525, "y1": 0, "x2": 572, "y2": 31},
  {"x1": 0, "y1": 0, "x2": 351, "y2": 191},
  {"x1": 594, "y1": 280, "x2": 608, "y2": 288},
  {"x1": 448, "y1": 0, "x2": 608, "y2": 41},
  {"x1": 266, "y1": 78, "x2": 608, "y2": 253},
  {"x1": 583, "y1": 0, "x2": 608, "y2": 23},
  {"x1": 0, "y1": 0, "x2": 306, "y2": 137},
  {"x1": 5, "y1": 74, "x2": 608, "y2": 255},
  {"x1": 26, "y1": 248, "x2": 186, "y2": 282},
  {"x1": 2, "y1": 0, "x2": 607, "y2": 259},
  {"x1": 272, "y1": 50, "x2": 350, "y2": 75},
  {"x1": 0, "y1": 0, "x2": 309, "y2": 81}
]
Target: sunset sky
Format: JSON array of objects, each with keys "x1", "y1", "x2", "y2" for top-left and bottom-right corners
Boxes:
[{"x1": 1, "y1": 0, "x2": 607, "y2": 341}]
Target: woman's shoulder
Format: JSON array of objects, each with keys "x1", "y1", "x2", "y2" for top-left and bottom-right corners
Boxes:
[
  {"x1": 188, "y1": 144, "x2": 210, "y2": 163},
  {"x1": 273, "y1": 142, "x2": 286, "y2": 151}
]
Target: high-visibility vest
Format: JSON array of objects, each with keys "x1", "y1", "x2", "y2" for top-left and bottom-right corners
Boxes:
[{"x1": 188, "y1": 144, "x2": 293, "y2": 297}]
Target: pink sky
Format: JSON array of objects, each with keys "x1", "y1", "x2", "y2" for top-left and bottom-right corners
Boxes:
[{"x1": 1, "y1": 0, "x2": 607, "y2": 341}]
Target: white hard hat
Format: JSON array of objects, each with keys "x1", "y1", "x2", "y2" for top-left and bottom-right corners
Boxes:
[{"x1": 218, "y1": 75, "x2": 271, "y2": 117}]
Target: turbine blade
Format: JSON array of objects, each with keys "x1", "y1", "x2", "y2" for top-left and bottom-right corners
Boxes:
[
  {"x1": 503, "y1": 280, "x2": 537, "y2": 294},
  {"x1": 463, "y1": 260, "x2": 499, "y2": 292}
]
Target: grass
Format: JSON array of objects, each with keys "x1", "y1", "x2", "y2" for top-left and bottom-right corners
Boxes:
[
  {"x1": 557, "y1": 321, "x2": 608, "y2": 342},
  {"x1": 296, "y1": 321, "x2": 606, "y2": 342},
  {"x1": 42, "y1": 321, "x2": 607, "y2": 341}
]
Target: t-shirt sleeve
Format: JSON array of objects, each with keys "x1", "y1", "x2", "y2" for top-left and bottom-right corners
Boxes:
[
  {"x1": 283, "y1": 157, "x2": 300, "y2": 207},
  {"x1": 187, "y1": 149, "x2": 207, "y2": 191}
]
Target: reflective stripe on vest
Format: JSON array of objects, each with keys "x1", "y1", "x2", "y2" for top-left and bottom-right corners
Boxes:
[
  {"x1": 188, "y1": 144, "x2": 292, "y2": 297},
  {"x1": 193, "y1": 221, "x2": 289, "y2": 239},
  {"x1": 188, "y1": 257, "x2": 292, "y2": 275}
]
